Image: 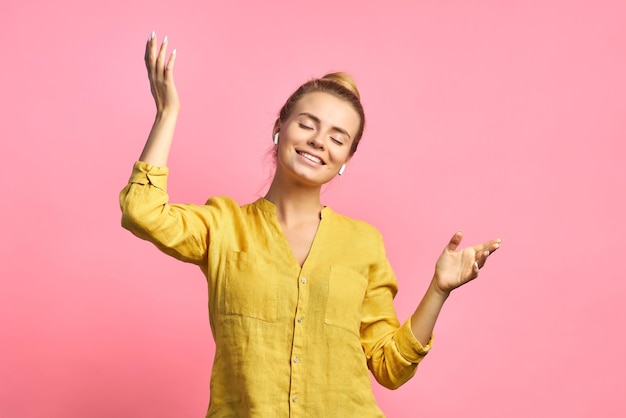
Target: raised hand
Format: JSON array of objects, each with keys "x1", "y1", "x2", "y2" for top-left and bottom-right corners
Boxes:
[
  {"x1": 145, "y1": 31, "x2": 179, "y2": 113},
  {"x1": 138, "y1": 31, "x2": 180, "y2": 166},
  {"x1": 433, "y1": 231, "x2": 502, "y2": 295}
]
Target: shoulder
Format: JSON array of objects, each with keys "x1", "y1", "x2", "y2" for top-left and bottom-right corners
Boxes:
[
  {"x1": 201, "y1": 196, "x2": 271, "y2": 223},
  {"x1": 324, "y1": 208, "x2": 391, "y2": 271},
  {"x1": 326, "y1": 208, "x2": 384, "y2": 242},
  {"x1": 203, "y1": 195, "x2": 242, "y2": 210},
  {"x1": 194, "y1": 196, "x2": 247, "y2": 225}
]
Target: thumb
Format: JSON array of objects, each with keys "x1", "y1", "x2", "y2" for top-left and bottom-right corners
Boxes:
[{"x1": 446, "y1": 230, "x2": 463, "y2": 252}]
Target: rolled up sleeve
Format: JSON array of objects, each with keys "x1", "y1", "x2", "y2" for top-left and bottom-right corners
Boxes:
[
  {"x1": 119, "y1": 161, "x2": 210, "y2": 265},
  {"x1": 360, "y1": 231, "x2": 433, "y2": 390}
]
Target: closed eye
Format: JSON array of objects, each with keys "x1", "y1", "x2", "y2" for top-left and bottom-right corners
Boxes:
[
  {"x1": 299, "y1": 123, "x2": 314, "y2": 130},
  {"x1": 330, "y1": 137, "x2": 344, "y2": 145}
]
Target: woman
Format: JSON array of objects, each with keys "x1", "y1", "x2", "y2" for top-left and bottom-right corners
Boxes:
[{"x1": 120, "y1": 32, "x2": 502, "y2": 417}]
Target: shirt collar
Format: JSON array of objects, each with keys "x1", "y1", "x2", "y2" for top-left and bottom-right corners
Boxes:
[{"x1": 252, "y1": 197, "x2": 332, "y2": 219}]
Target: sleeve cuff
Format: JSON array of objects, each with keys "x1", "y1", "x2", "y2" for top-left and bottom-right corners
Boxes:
[
  {"x1": 396, "y1": 317, "x2": 433, "y2": 363},
  {"x1": 128, "y1": 160, "x2": 169, "y2": 191}
]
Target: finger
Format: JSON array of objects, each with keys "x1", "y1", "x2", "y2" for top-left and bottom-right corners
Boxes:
[
  {"x1": 165, "y1": 48, "x2": 177, "y2": 81},
  {"x1": 481, "y1": 239, "x2": 502, "y2": 259},
  {"x1": 476, "y1": 249, "x2": 490, "y2": 269},
  {"x1": 144, "y1": 30, "x2": 154, "y2": 61},
  {"x1": 145, "y1": 31, "x2": 157, "y2": 74},
  {"x1": 477, "y1": 238, "x2": 502, "y2": 268},
  {"x1": 473, "y1": 238, "x2": 502, "y2": 256},
  {"x1": 446, "y1": 230, "x2": 463, "y2": 252},
  {"x1": 154, "y1": 35, "x2": 169, "y2": 82},
  {"x1": 490, "y1": 238, "x2": 502, "y2": 253}
]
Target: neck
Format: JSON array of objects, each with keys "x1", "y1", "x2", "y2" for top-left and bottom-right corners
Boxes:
[{"x1": 264, "y1": 175, "x2": 323, "y2": 225}]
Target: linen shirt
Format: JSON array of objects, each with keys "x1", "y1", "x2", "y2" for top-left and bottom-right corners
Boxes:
[{"x1": 120, "y1": 161, "x2": 432, "y2": 417}]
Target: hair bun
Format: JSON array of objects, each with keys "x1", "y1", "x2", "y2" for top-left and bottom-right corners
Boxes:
[{"x1": 321, "y1": 72, "x2": 360, "y2": 100}]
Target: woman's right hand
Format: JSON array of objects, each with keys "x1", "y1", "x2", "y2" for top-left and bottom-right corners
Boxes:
[
  {"x1": 145, "y1": 31, "x2": 179, "y2": 114},
  {"x1": 137, "y1": 32, "x2": 180, "y2": 166}
]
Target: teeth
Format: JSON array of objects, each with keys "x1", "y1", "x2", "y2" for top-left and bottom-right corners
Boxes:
[{"x1": 299, "y1": 151, "x2": 322, "y2": 164}]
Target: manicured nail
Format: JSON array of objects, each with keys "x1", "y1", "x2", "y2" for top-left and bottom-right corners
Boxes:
[
  {"x1": 484, "y1": 250, "x2": 490, "y2": 257},
  {"x1": 150, "y1": 30, "x2": 155, "y2": 40},
  {"x1": 172, "y1": 49, "x2": 177, "y2": 55},
  {"x1": 163, "y1": 35, "x2": 168, "y2": 43}
]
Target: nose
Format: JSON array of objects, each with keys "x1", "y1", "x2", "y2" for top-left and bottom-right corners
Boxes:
[{"x1": 307, "y1": 132, "x2": 325, "y2": 150}]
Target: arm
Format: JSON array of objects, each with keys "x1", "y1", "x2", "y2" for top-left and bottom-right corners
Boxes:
[
  {"x1": 360, "y1": 232, "x2": 431, "y2": 390},
  {"x1": 362, "y1": 231, "x2": 501, "y2": 389},
  {"x1": 410, "y1": 231, "x2": 502, "y2": 345},
  {"x1": 140, "y1": 31, "x2": 179, "y2": 166},
  {"x1": 119, "y1": 33, "x2": 209, "y2": 265}
]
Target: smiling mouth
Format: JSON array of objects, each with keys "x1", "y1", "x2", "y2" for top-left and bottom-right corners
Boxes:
[{"x1": 297, "y1": 150, "x2": 325, "y2": 165}]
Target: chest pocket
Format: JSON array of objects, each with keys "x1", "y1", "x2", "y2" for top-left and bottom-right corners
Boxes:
[
  {"x1": 324, "y1": 265, "x2": 368, "y2": 336},
  {"x1": 222, "y1": 250, "x2": 277, "y2": 322}
]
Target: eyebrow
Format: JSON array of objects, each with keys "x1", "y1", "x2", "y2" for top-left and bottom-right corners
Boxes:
[{"x1": 298, "y1": 112, "x2": 352, "y2": 139}]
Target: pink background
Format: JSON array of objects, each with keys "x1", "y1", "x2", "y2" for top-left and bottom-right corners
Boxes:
[{"x1": 2, "y1": 0, "x2": 625, "y2": 417}]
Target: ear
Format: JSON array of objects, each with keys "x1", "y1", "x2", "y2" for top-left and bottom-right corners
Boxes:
[{"x1": 272, "y1": 119, "x2": 281, "y2": 136}]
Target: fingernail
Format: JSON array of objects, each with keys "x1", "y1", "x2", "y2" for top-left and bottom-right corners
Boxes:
[
  {"x1": 485, "y1": 250, "x2": 490, "y2": 256},
  {"x1": 150, "y1": 30, "x2": 155, "y2": 40},
  {"x1": 163, "y1": 35, "x2": 168, "y2": 43},
  {"x1": 473, "y1": 261, "x2": 479, "y2": 270},
  {"x1": 172, "y1": 48, "x2": 177, "y2": 55}
]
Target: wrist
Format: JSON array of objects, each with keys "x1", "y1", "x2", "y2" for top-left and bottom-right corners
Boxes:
[
  {"x1": 155, "y1": 106, "x2": 180, "y2": 119},
  {"x1": 429, "y1": 276, "x2": 451, "y2": 300}
]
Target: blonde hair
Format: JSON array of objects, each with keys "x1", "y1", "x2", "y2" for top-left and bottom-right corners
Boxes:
[{"x1": 274, "y1": 72, "x2": 365, "y2": 156}]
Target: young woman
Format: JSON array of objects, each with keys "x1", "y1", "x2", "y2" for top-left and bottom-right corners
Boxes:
[{"x1": 120, "y1": 32, "x2": 502, "y2": 417}]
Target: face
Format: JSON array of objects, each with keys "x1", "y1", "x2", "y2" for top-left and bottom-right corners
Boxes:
[{"x1": 276, "y1": 92, "x2": 360, "y2": 187}]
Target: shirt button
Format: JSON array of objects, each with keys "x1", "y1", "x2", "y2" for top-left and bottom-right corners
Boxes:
[
  {"x1": 297, "y1": 317, "x2": 303, "y2": 323},
  {"x1": 301, "y1": 277, "x2": 307, "y2": 284},
  {"x1": 293, "y1": 357, "x2": 299, "y2": 363},
  {"x1": 292, "y1": 396, "x2": 298, "y2": 403}
]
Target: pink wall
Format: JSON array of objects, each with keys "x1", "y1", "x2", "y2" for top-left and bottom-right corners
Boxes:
[{"x1": 2, "y1": 0, "x2": 625, "y2": 417}]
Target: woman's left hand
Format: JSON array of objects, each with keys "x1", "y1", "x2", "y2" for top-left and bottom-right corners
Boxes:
[{"x1": 432, "y1": 231, "x2": 502, "y2": 295}]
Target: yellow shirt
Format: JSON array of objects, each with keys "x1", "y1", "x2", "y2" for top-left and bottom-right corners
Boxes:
[{"x1": 120, "y1": 161, "x2": 432, "y2": 417}]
